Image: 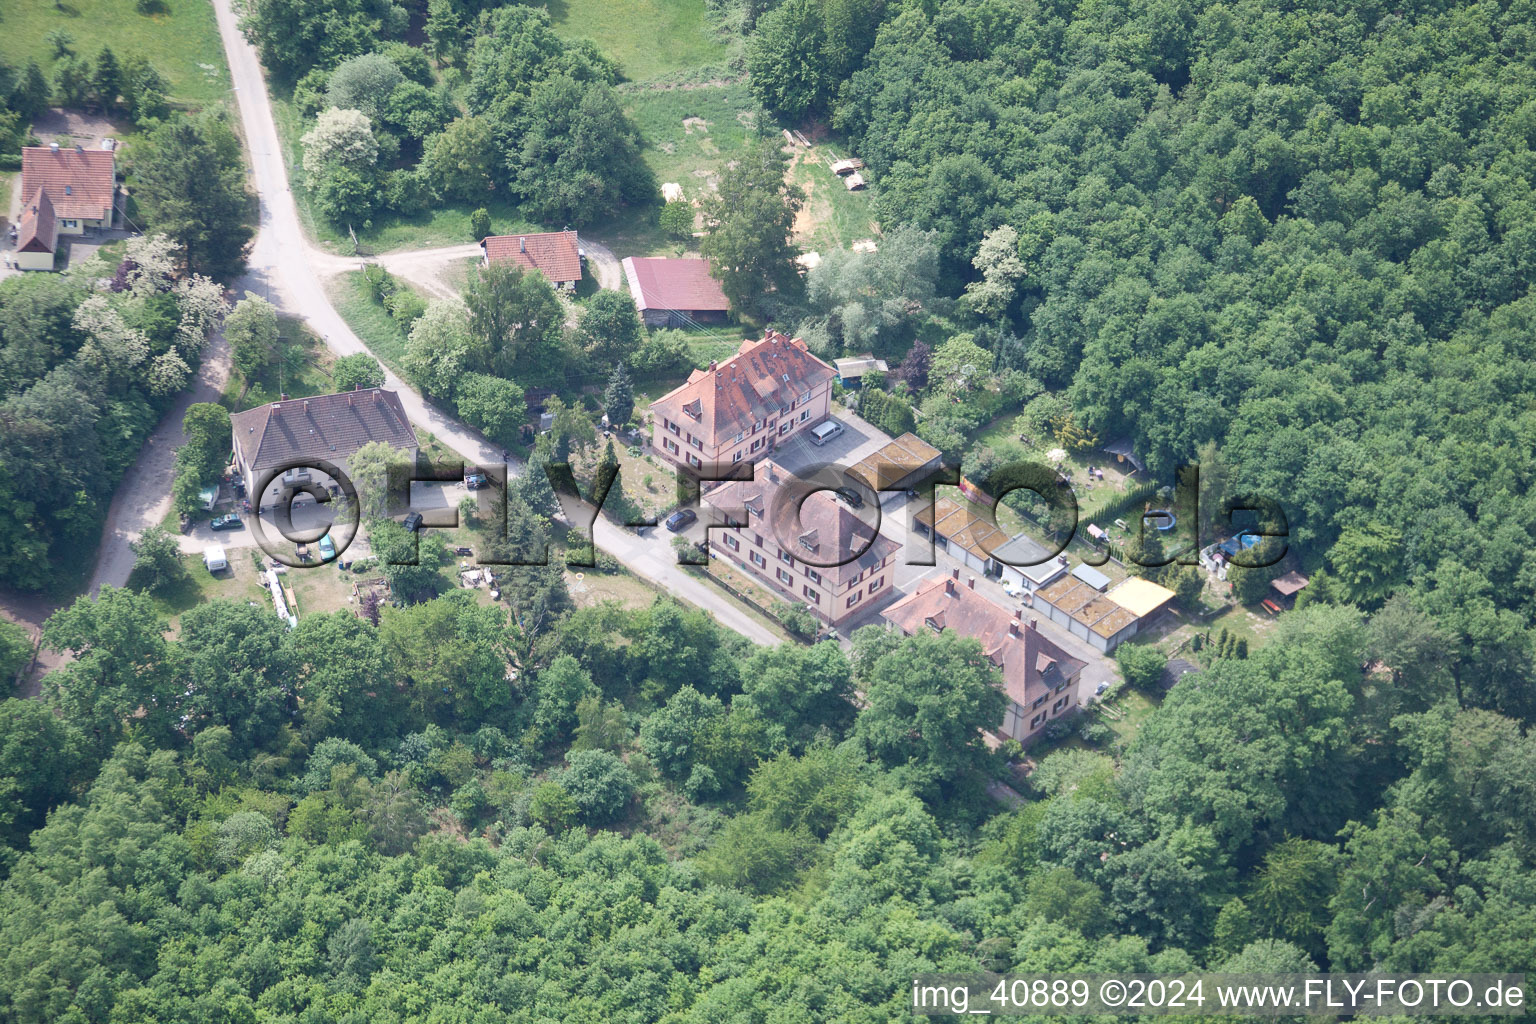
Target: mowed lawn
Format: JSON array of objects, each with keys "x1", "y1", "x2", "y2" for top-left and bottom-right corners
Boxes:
[
  {"x1": 1, "y1": 0, "x2": 229, "y2": 106},
  {"x1": 545, "y1": 0, "x2": 731, "y2": 83}
]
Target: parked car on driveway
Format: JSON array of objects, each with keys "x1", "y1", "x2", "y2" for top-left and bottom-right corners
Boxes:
[
  {"x1": 833, "y1": 486, "x2": 864, "y2": 509},
  {"x1": 809, "y1": 420, "x2": 844, "y2": 446},
  {"x1": 318, "y1": 534, "x2": 336, "y2": 561},
  {"x1": 665, "y1": 508, "x2": 697, "y2": 532},
  {"x1": 210, "y1": 513, "x2": 243, "y2": 531},
  {"x1": 403, "y1": 512, "x2": 424, "y2": 532}
]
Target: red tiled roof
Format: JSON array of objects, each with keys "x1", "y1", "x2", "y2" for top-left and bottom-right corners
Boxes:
[
  {"x1": 21, "y1": 146, "x2": 116, "y2": 222},
  {"x1": 481, "y1": 231, "x2": 582, "y2": 284},
  {"x1": 705, "y1": 459, "x2": 899, "y2": 588},
  {"x1": 648, "y1": 331, "x2": 836, "y2": 442},
  {"x1": 16, "y1": 190, "x2": 57, "y2": 254},
  {"x1": 882, "y1": 572, "x2": 1087, "y2": 709},
  {"x1": 622, "y1": 257, "x2": 729, "y2": 313},
  {"x1": 231, "y1": 388, "x2": 419, "y2": 474}
]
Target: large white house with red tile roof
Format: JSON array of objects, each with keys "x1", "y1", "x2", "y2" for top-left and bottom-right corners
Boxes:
[
  {"x1": 704, "y1": 459, "x2": 901, "y2": 626},
  {"x1": 647, "y1": 331, "x2": 837, "y2": 471}
]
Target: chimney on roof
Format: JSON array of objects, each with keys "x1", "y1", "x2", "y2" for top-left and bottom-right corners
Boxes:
[
  {"x1": 944, "y1": 578, "x2": 955, "y2": 595},
  {"x1": 49, "y1": 142, "x2": 59, "y2": 153},
  {"x1": 1009, "y1": 619, "x2": 1021, "y2": 637},
  {"x1": 951, "y1": 568, "x2": 960, "y2": 581},
  {"x1": 519, "y1": 236, "x2": 526, "y2": 253},
  {"x1": 75, "y1": 143, "x2": 84, "y2": 154},
  {"x1": 303, "y1": 400, "x2": 310, "y2": 414},
  {"x1": 709, "y1": 360, "x2": 717, "y2": 371},
  {"x1": 967, "y1": 576, "x2": 975, "y2": 590},
  {"x1": 1030, "y1": 618, "x2": 1038, "y2": 631},
  {"x1": 280, "y1": 393, "x2": 289, "y2": 401}
]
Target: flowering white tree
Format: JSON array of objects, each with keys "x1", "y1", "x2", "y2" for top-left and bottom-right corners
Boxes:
[
  {"x1": 72, "y1": 295, "x2": 149, "y2": 373},
  {"x1": 302, "y1": 108, "x2": 379, "y2": 176},
  {"x1": 121, "y1": 233, "x2": 181, "y2": 297},
  {"x1": 174, "y1": 274, "x2": 227, "y2": 360},
  {"x1": 963, "y1": 224, "x2": 1026, "y2": 319},
  {"x1": 147, "y1": 349, "x2": 192, "y2": 397}
]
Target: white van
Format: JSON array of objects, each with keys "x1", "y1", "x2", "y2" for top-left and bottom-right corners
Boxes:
[
  {"x1": 203, "y1": 546, "x2": 229, "y2": 573},
  {"x1": 809, "y1": 420, "x2": 844, "y2": 446}
]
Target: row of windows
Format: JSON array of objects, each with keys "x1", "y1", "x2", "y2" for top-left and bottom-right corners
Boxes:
[
  {"x1": 676, "y1": 402, "x2": 818, "y2": 452},
  {"x1": 661, "y1": 418, "x2": 710, "y2": 452},
  {"x1": 737, "y1": 541, "x2": 883, "y2": 607},
  {"x1": 1030, "y1": 679, "x2": 1075, "y2": 710},
  {"x1": 1027, "y1": 694, "x2": 1077, "y2": 731}
]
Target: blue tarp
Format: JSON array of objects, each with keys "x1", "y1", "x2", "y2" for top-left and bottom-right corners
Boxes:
[{"x1": 1218, "y1": 532, "x2": 1261, "y2": 557}]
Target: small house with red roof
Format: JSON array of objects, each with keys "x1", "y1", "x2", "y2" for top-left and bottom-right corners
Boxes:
[
  {"x1": 480, "y1": 230, "x2": 583, "y2": 289},
  {"x1": 14, "y1": 143, "x2": 118, "y2": 271},
  {"x1": 622, "y1": 256, "x2": 730, "y2": 327},
  {"x1": 647, "y1": 331, "x2": 836, "y2": 471}
]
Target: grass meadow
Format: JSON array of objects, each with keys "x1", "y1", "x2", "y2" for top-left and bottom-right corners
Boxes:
[
  {"x1": 545, "y1": 0, "x2": 733, "y2": 83},
  {"x1": 1, "y1": 0, "x2": 229, "y2": 106}
]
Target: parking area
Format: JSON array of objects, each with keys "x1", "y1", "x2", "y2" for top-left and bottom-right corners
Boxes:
[
  {"x1": 179, "y1": 499, "x2": 363, "y2": 555},
  {"x1": 770, "y1": 409, "x2": 891, "y2": 479}
]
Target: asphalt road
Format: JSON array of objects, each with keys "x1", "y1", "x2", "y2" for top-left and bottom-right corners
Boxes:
[{"x1": 210, "y1": 0, "x2": 781, "y2": 646}]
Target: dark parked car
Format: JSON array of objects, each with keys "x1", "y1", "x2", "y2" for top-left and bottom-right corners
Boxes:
[
  {"x1": 833, "y1": 487, "x2": 864, "y2": 509},
  {"x1": 665, "y1": 508, "x2": 697, "y2": 532},
  {"x1": 210, "y1": 513, "x2": 243, "y2": 531},
  {"x1": 403, "y1": 512, "x2": 424, "y2": 532}
]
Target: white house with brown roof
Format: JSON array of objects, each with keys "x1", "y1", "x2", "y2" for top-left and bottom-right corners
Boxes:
[
  {"x1": 480, "y1": 230, "x2": 583, "y2": 289},
  {"x1": 648, "y1": 331, "x2": 836, "y2": 472},
  {"x1": 883, "y1": 569, "x2": 1088, "y2": 742},
  {"x1": 230, "y1": 388, "x2": 419, "y2": 504},
  {"x1": 14, "y1": 143, "x2": 118, "y2": 271},
  {"x1": 704, "y1": 459, "x2": 900, "y2": 626}
]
